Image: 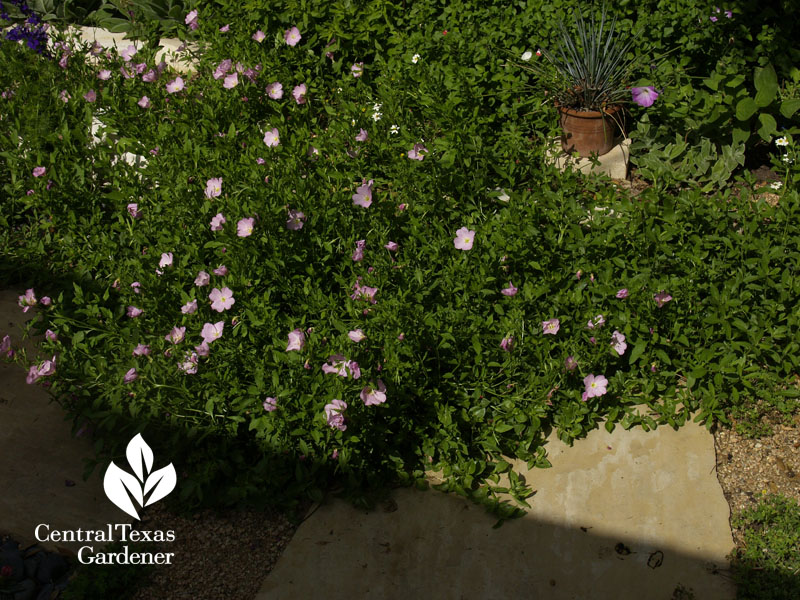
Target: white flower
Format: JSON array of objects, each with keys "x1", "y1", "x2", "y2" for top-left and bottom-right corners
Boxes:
[
  {"x1": 373, "y1": 102, "x2": 382, "y2": 111},
  {"x1": 411, "y1": 54, "x2": 420, "y2": 64},
  {"x1": 782, "y1": 155, "x2": 793, "y2": 163},
  {"x1": 521, "y1": 51, "x2": 533, "y2": 61},
  {"x1": 390, "y1": 124, "x2": 399, "y2": 135},
  {"x1": 775, "y1": 136, "x2": 789, "y2": 147},
  {"x1": 351, "y1": 118, "x2": 356, "y2": 126},
  {"x1": 337, "y1": 87, "x2": 343, "y2": 93},
  {"x1": 770, "y1": 181, "x2": 783, "y2": 190},
  {"x1": 372, "y1": 111, "x2": 382, "y2": 122}
]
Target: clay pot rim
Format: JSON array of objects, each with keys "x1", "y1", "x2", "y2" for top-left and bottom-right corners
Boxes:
[{"x1": 556, "y1": 103, "x2": 624, "y2": 118}]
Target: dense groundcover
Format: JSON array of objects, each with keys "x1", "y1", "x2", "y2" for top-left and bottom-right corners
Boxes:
[{"x1": 1, "y1": 0, "x2": 799, "y2": 513}]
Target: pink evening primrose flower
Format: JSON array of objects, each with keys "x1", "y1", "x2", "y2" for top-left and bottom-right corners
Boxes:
[
  {"x1": 355, "y1": 128, "x2": 368, "y2": 142},
  {"x1": 407, "y1": 143, "x2": 428, "y2": 161},
  {"x1": 209, "y1": 287, "x2": 235, "y2": 312},
  {"x1": 264, "y1": 128, "x2": 280, "y2": 147},
  {"x1": 453, "y1": 227, "x2": 476, "y2": 250},
  {"x1": 542, "y1": 318, "x2": 560, "y2": 335},
  {"x1": 195, "y1": 341, "x2": 210, "y2": 356},
  {"x1": 565, "y1": 355, "x2": 578, "y2": 371},
  {"x1": 352, "y1": 240, "x2": 366, "y2": 262},
  {"x1": 25, "y1": 356, "x2": 56, "y2": 384},
  {"x1": 165, "y1": 326, "x2": 186, "y2": 344},
  {"x1": 286, "y1": 328, "x2": 305, "y2": 351},
  {"x1": 142, "y1": 70, "x2": 158, "y2": 82},
  {"x1": 284, "y1": 26, "x2": 301, "y2": 46},
  {"x1": 252, "y1": 30, "x2": 266, "y2": 43},
  {"x1": 32, "y1": 166, "x2": 46, "y2": 177},
  {"x1": 1, "y1": 335, "x2": 12, "y2": 358},
  {"x1": 213, "y1": 265, "x2": 228, "y2": 276},
  {"x1": 127, "y1": 203, "x2": 141, "y2": 218},
  {"x1": 219, "y1": 24, "x2": 230, "y2": 32},
  {"x1": 206, "y1": 178, "x2": 223, "y2": 199},
  {"x1": 40, "y1": 296, "x2": 51, "y2": 306},
  {"x1": 237, "y1": 217, "x2": 255, "y2": 237},
  {"x1": 18, "y1": 288, "x2": 37, "y2": 313},
  {"x1": 616, "y1": 288, "x2": 629, "y2": 299},
  {"x1": 181, "y1": 299, "x2": 198, "y2": 314},
  {"x1": 201, "y1": 321, "x2": 225, "y2": 344},
  {"x1": 501, "y1": 282, "x2": 518, "y2": 296},
  {"x1": 263, "y1": 397, "x2": 277, "y2": 412},
  {"x1": 138, "y1": 96, "x2": 150, "y2": 108},
  {"x1": 223, "y1": 73, "x2": 238, "y2": 89},
  {"x1": 583, "y1": 374, "x2": 608, "y2": 399},
  {"x1": 45, "y1": 329, "x2": 58, "y2": 342},
  {"x1": 184, "y1": 10, "x2": 197, "y2": 25},
  {"x1": 166, "y1": 77, "x2": 184, "y2": 93},
  {"x1": 361, "y1": 379, "x2": 387, "y2": 406},
  {"x1": 267, "y1": 82, "x2": 283, "y2": 99},
  {"x1": 611, "y1": 330, "x2": 627, "y2": 356},
  {"x1": 587, "y1": 314, "x2": 605, "y2": 329},
  {"x1": 180, "y1": 352, "x2": 198, "y2": 374},
  {"x1": 351, "y1": 62, "x2": 364, "y2": 77},
  {"x1": 654, "y1": 292, "x2": 673, "y2": 307},
  {"x1": 631, "y1": 86, "x2": 659, "y2": 108},
  {"x1": 348, "y1": 329, "x2": 366, "y2": 342},
  {"x1": 133, "y1": 343, "x2": 150, "y2": 356},
  {"x1": 120, "y1": 44, "x2": 137, "y2": 61},
  {"x1": 210, "y1": 213, "x2": 226, "y2": 231},
  {"x1": 159, "y1": 252, "x2": 173, "y2": 268},
  {"x1": 84, "y1": 90, "x2": 96, "y2": 103},
  {"x1": 98, "y1": 69, "x2": 111, "y2": 80},
  {"x1": 324, "y1": 399, "x2": 347, "y2": 431},
  {"x1": 213, "y1": 59, "x2": 232, "y2": 79},
  {"x1": 500, "y1": 336, "x2": 514, "y2": 352},
  {"x1": 286, "y1": 209, "x2": 306, "y2": 230},
  {"x1": 384, "y1": 241, "x2": 399, "y2": 252},
  {"x1": 195, "y1": 270, "x2": 210, "y2": 286},
  {"x1": 352, "y1": 179, "x2": 374, "y2": 207},
  {"x1": 127, "y1": 306, "x2": 143, "y2": 318},
  {"x1": 123, "y1": 368, "x2": 138, "y2": 384},
  {"x1": 130, "y1": 282, "x2": 141, "y2": 293},
  {"x1": 292, "y1": 84, "x2": 307, "y2": 105}
]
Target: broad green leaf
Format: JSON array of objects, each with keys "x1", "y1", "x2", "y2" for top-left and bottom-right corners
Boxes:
[
  {"x1": 753, "y1": 64, "x2": 778, "y2": 107},
  {"x1": 780, "y1": 98, "x2": 800, "y2": 119},
  {"x1": 735, "y1": 98, "x2": 758, "y2": 121},
  {"x1": 757, "y1": 113, "x2": 778, "y2": 142}
]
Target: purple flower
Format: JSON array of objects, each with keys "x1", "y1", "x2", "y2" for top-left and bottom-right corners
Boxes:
[
  {"x1": 45, "y1": 329, "x2": 58, "y2": 342},
  {"x1": 454, "y1": 227, "x2": 475, "y2": 250},
  {"x1": 407, "y1": 143, "x2": 428, "y2": 161},
  {"x1": 286, "y1": 328, "x2": 305, "y2": 351},
  {"x1": 165, "y1": 326, "x2": 186, "y2": 344},
  {"x1": 324, "y1": 399, "x2": 347, "y2": 431},
  {"x1": 120, "y1": 44, "x2": 137, "y2": 61},
  {"x1": 127, "y1": 306, "x2": 143, "y2": 318},
  {"x1": 180, "y1": 352, "x2": 198, "y2": 374},
  {"x1": 616, "y1": 288, "x2": 629, "y2": 299},
  {"x1": 654, "y1": 292, "x2": 673, "y2": 307},
  {"x1": 264, "y1": 128, "x2": 280, "y2": 147},
  {"x1": 252, "y1": 30, "x2": 266, "y2": 43},
  {"x1": 142, "y1": 69, "x2": 158, "y2": 82},
  {"x1": 130, "y1": 282, "x2": 141, "y2": 294},
  {"x1": 127, "y1": 203, "x2": 142, "y2": 218},
  {"x1": 348, "y1": 329, "x2": 366, "y2": 342},
  {"x1": 631, "y1": 86, "x2": 659, "y2": 108},
  {"x1": 206, "y1": 178, "x2": 223, "y2": 199},
  {"x1": 542, "y1": 318, "x2": 560, "y2": 335},
  {"x1": 237, "y1": 217, "x2": 255, "y2": 237},
  {"x1": 213, "y1": 59, "x2": 232, "y2": 79},
  {"x1": 583, "y1": 374, "x2": 608, "y2": 399},
  {"x1": 361, "y1": 380, "x2": 387, "y2": 406},
  {"x1": 611, "y1": 330, "x2": 627, "y2": 356},
  {"x1": 1, "y1": 335, "x2": 12, "y2": 358},
  {"x1": 267, "y1": 82, "x2": 283, "y2": 99},
  {"x1": 84, "y1": 89, "x2": 96, "y2": 103},
  {"x1": 138, "y1": 96, "x2": 150, "y2": 108},
  {"x1": 209, "y1": 213, "x2": 226, "y2": 231},
  {"x1": 286, "y1": 209, "x2": 306, "y2": 230},
  {"x1": 501, "y1": 282, "x2": 518, "y2": 296},
  {"x1": 133, "y1": 344, "x2": 150, "y2": 356},
  {"x1": 587, "y1": 314, "x2": 605, "y2": 329},
  {"x1": 565, "y1": 356, "x2": 578, "y2": 371},
  {"x1": 263, "y1": 397, "x2": 277, "y2": 412},
  {"x1": 223, "y1": 72, "x2": 238, "y2": 89},
  {"x1": 159, "y1": 252, "x2": 173, "y2": 268},
  {"x1": 352, "y1": 239, "x2": 366, "y2": 262},
  {"x1": 32, "y1": 166, "x2": 46, "y2": 177},
  {"x1": 40, "y1": 296, "x2": 51, "y2": 306},
  {"x1": 355, "y1": 128, "x2": 368, "y2": 142},
  {"x1": 124, "y1": 368, "x2": 138, "y2": 383},
  {"x1": 352, "y1": 180, "x2": 374, "y2": 207},
  {"x1": 181, "y1": 299, "x2": 198, "y2": 314},
  {"x1": 201, "y1": 321, "x2": 225, "y2": 344},
  {"x1": 284, "y1": 26, "x2": 301, "y2": 46},
  {"x1": 500, "y1": 336, "x2": 514, "y2": 352},
  {"x1": 209, "y1": 287, "x2": 235, "y2": 312},
  {"x1": 213, "y1": 265, "x2": 228, "y2": 276},
  {"x1": 195, "y1": 341, "x2": 210, "y2": 357},
  {"x1": 322, "y1": 355, "x2": 359, "y2": 378},
  {"x1": 292, "y1": 84, "x2": 307, "y2": 105},
  {"x1": 384, "y1": 241, "x2": 399, "y2": 252},
  {"x1": 725, "y1": 9, "x2": 732, "y2": 18},
  {"x1": 350, "y1": 280, "x2": 378, "y2": 304},
  {"x1": 351, "y1": 62, "x2": 364, "y2": 77},
  {"x1": 98, "y1": 69, "x2": 111, "y2": 80},
  {"x1": 166, "y1": 77, "x2": 184, "y2": 93},
  {"x1": 710, "y1": 15, "x2": 718, "y2": 22},
  {"x1": 195, "y1": 270, "x2": 210, "y2": 286},
  {"x1": 219, "y1": 24, "x2": 230, "y2": 32}
]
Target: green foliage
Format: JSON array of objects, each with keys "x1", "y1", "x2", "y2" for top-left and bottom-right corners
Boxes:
[{"x1": 730, "y1": 494, "x2": 800, "y2": 600}]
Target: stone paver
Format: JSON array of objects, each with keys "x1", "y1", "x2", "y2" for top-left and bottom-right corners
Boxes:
[
  {"x1": 548, "y1": 137, "x2": 631, "y2": 179},
  {"x1": 258, "y1": 421, "x2": 735, "y2": 600}
]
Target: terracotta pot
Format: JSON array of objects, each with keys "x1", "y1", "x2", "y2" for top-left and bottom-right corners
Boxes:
[{"x1": 558, "y1": 104, "x2": 624, "y2": 158}]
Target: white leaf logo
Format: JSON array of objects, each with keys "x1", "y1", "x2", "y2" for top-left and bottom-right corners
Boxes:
[{"x1": 103, "y1": 434, "x2": 177, "y2": 519}]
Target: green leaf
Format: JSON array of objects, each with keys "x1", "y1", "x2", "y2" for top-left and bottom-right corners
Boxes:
[
  {"x1": 735, "y1": 98, "x2": 758, "y2": 121},
  {"x1": 753, "y1": 64, "x2": 778, "y2": 107},
  {"x1": 757, "y1": 113, "x2": 778, "y2": 143},
  {"x1": 780, "y1": 98, "x2": 800, "y2": 119},
  {"x1": 732, "y1": 126, "x2": 750, "y2": 146},
  {"x1": 629, "y1": 341, "x2": 646, "y2": 365}
]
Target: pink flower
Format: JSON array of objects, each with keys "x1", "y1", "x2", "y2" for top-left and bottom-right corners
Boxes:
[
  {"x1": 654, "y1": 292, "x2": 673, "y2": 307},
  {"x1": 284, "y1": 26, "x2": 301, "y2": 46},
  {"x1": 264, "y1": 128, "x2": 280, "y2": 147},
  {"x1": 127, "y1": 203, "x2": 142, "y2": 218},
  {"x1": 256, "y1": 157, "x2": 266, "y2": 165},
  {"x1": 352, "y1": 179, "x2": 374, "y2": 207},
  {"x1": 453, "y1": 227, "x2": 476, "y2": 250},
  {"x1": 213, "y1": 265, "x2": 228, "y2": 276},
  {"x1": 348, "y1": 329, "x2": 366, "y2": 342},
  {"x1": 565, "y1": 356, "x2": 578, "y2": 371},
  {"x1": 84, "y1": 90, "x2": 96, "y2": 103},
  {"x1": 98, "y1": 69, "x2": 111, "y2": 80},
  {"x1": 286, "y1": 209, "x2": 306, "y2": 230},
  {"x1": 133, "y1": 343, "x2": 150, "y2": 356},
  {"x1": 352, "y1": 239, "x2": 366, "y2": 262},
  {"x1": 25, "y1": 356, "x2": 56, "y2": 384},
  {"x1": 210, "y1": 213, "x2": 226, "y2": 231},
  {"x1": 195, "y1": 341, "x2": 210, "y2": 356},
  {"x1": 500, "y1": 336, "x2": 514, "y2": 352},
  {"x1": 252, "y1": 30, "x2": 266, "y2": 43},
  {"x1": 350, "y1": 280, "x2": 378, "y2": 304},
  {"x1": 542, "y1": 318, "x2": 560, "y2": 335},
  {"x1": 286, "y1": 328, "x2": 305, "y2": 351},
  {"x1": 501, "y1": 282, "x2": 518, "y2": 296},
  {"x1": 1, "y1": 334, "x2": 12, "y2": 358},
  {"x1": 583, "y1": 374, "x2": 608, "y2": 399},
  {"x1": 206, "y1": 178, "x2": 223, "y2": 199},
  {"x1": 219, "y1": 24, "x2": 230, "y2": 32},
  {"x1": 237, "y1": 217, "x2": 255, "y2": 237},
  {"x1": 33, "y1": 166, "x2": 46, "y2": 177},
  {"x1": 213, "y1": 59, "x2": 232, "y2": 79},
  {"x1": 384, "y1": 241, "x2": 399, "y2": 252},
  {"x1": 267, "y1": 82, "x2": 283, "y2": 99},
  {"x1": 120, "y1": 44, "x2": 137, "y2": 61},
  {"x1": 181, "y1": 299, "x2": 198, "y2": 314},
  {"x1": 124, "y1": 368, "x2": 138, "y2": 383},
  {"x1": 165, "y1": 326, "x2": 186, "y2": 344},
  {"x1": 166, "y1": 77, "x2": 184, "y2": 93},
  {"x1": 195, "y1": 270, "x2": 211, "y2": 286},
  {"x1": 587, "y1": 314, "x2": 605, "y2": 329},
  {"x1": 40, "y1": 296, "x2": 51, "y2": 306},
  {"x1": 616, "y1": 288, "x2": 629, "y2": 299},
  {"x1": 201, "y1": 321, "x2": 225, "y2": 344},
  {"x1": 611, "y1": 330, "x2": 627, "y2": 356},
  {"x1": 142, "y1": 70, "x2": 158, "y2": 82},
  {"x1": 131, "y1": 282, "x2": 141, "y2": 293},
  {"x1": 223, "y1": 73, "x2": 238, "y2": 89},
  {"x1": 45, "y1": 329, "x2": 57, "y2": 342},
  {"x1": 351, "y1": 62, "x2": 364, "y2": 77},
  {"x1": 292, "y1": 84, "x2": 307, "y2": 105},
  {"x1": 209, "y1": 287, "x2": 235, "y2": 312},
  {"x1": 355, "y1": 128, "x2": 368, "y2": 142},
  {"x1": 180, "y1": 352, "x2": 198, "y2": 374},
  {"x1": 407, "y1": 143, "x2": 428, "y2": 161},
  {"x1": 631, "y1": 86, "x2": 659, "y2": 108},
  {"x1": 127, "y1": 306, "x2": 143, "y2": 318},
  {"x1": 159, "y1": 252, "x2": 173, "y2": 268},
  {"x1": 263, "y1": 397, "x2": 277, "y2": 412},
  {"x1": 361, "y1": 380, "x2": 387, "y2": 406},
  {"x1": 138, "y1": 96, "x2": 150, "y2": 108},
  {"x1": 324, "y1": 399, "x2": 347, "y2": 431},
  {"x1": 18, "y1": 289, "x2": 36, "y2": 313}
]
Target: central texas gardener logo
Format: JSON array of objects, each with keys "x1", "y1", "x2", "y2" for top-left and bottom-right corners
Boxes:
[{"x1": 103, "y1": 434, "x2": 177, "y2": 520}]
